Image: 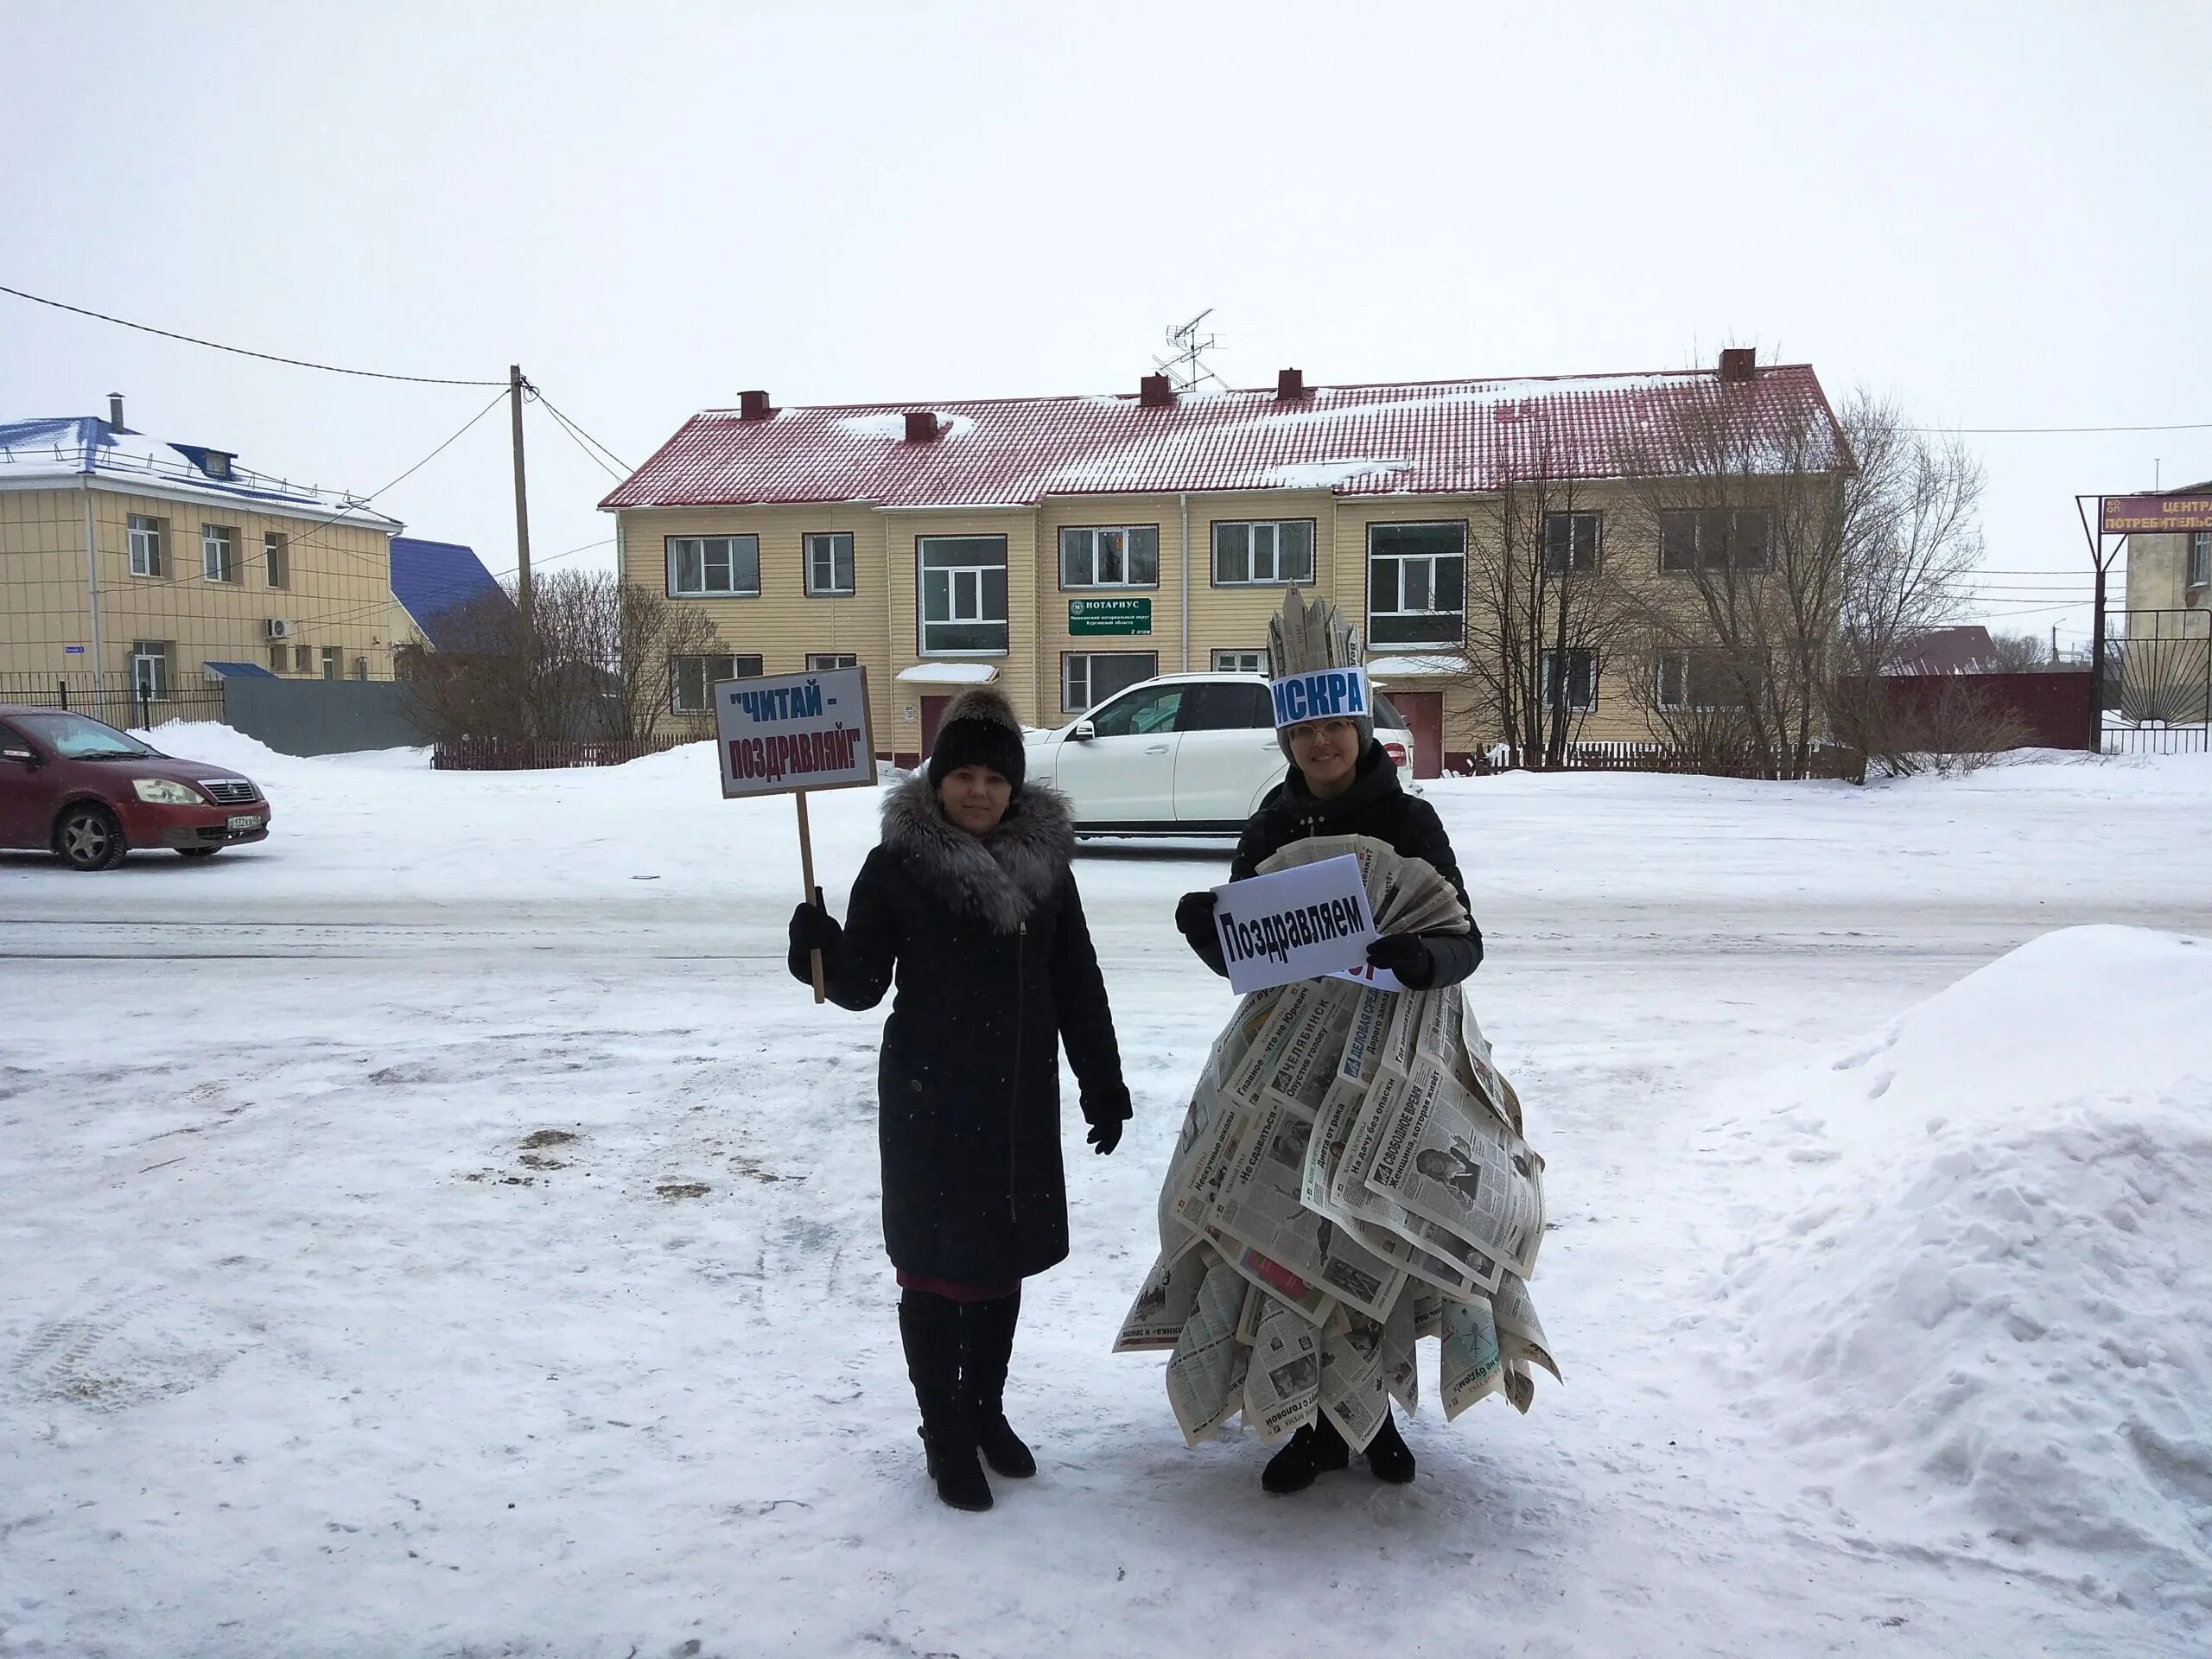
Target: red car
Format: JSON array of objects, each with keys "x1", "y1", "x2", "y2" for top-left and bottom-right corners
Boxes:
[{"x1": 0, "y1": 705, "x2": 270, "y2": 870}]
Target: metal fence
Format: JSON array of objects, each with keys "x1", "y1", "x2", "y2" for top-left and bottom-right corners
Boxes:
[
  {"x1": 2103, "y1": 723, "x2": 2210, "y2": 756},
  {"x1": 2103, "y1": 610, "x2": 2212, "y2": 731},
  {"x1": 430, "y1": 735, "x2": 702, "y2": 771},
  {"x1": 0, "y1": 671, "x2": 225, "y2": 730}
]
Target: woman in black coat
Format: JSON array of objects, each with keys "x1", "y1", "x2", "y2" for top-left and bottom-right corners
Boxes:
[
  {"x1": 788, "y1": 685, "x2": 1130, "y2": 1513},
  {"x1": 1173, "y1": 706, "x2": 1483, "y2": 1494}
]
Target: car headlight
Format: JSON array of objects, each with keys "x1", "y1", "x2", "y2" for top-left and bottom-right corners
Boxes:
[{"x1": 131, "y1": 779, "x2": 205, "y2": 805}]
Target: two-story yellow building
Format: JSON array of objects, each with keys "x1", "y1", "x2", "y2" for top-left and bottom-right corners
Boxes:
[
  {"x1": 0, "y1": 400, "x2": 406, "y2": 703},
  {"x1": 601, "y1": 359, "x2": 1847, "y2": 772}
]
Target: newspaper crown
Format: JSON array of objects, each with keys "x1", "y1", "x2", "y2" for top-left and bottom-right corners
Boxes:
[{"x1": 1266, "y1": 589, "x2": 1370, "y2": 736}]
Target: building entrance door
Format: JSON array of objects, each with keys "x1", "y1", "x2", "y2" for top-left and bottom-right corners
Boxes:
[
  {"x1": 919, "y1": 696, "x2": 951, "y2": 757},
  {"x1": 1390, "y1": 690, "x2": 1444, "y2": 778}
]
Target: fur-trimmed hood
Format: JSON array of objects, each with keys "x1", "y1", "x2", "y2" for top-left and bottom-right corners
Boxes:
[{"x1": 880, "y1": 771, "x2": 1076, "y2": 932}]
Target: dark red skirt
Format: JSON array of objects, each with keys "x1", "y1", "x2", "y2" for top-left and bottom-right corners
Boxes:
[{"x1": 896, "y1": 1269, "x2": 1020, "y2": 1302}]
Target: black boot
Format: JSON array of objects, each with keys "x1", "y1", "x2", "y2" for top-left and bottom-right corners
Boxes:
[
  {"x1": 1361, "y1": 1404, "x2": 1416, "y2": 1484},
  {"x1": 1261, "y1": 1413, "x2": 1351, "y2": 1495},
  {"x1": 962, "y1": 1292, "x2": 1036, "y2": 1478},
  {"x1": 899, "y1": 1290, "x2": 992, "y2": 1512}
]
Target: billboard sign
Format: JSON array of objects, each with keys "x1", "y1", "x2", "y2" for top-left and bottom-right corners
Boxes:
[{"x1": 2100, "y1": 493, "x2": 2212, "y2": 536}]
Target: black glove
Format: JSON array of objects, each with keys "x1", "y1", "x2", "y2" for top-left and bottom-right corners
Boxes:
[
  {"x1": 788, "y1": 900, "x2": 842, "y2": 983},
  {"x1": 1083, "y1": 1088, "x2": 1130, "y2": 1156},
  {"x1": 1175, "y1": 890, "x2": 1227, "y2": 975},
  {"x1": 1366, "y1": 932, "x2": 1438, "y2": 990}
]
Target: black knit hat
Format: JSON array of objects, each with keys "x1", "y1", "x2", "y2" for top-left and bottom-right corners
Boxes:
[{"x1": 926, "y1": 685, "x2": 1027, "y2": 791}]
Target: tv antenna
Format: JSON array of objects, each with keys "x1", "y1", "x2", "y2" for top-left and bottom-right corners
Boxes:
[{"x1": 1155, "y1": 309, "x2": 1225, "y2": 394}]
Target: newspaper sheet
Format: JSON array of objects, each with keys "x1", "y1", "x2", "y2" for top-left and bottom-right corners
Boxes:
[
  {"x1": 1243, "y1": 1300, "x2": 1322, "y2": 1443},
  {"x1": 1165, "y1": 1258, "x2": 1252, "y2": 1446},
  {"x1": 1114, "y1": 1249, "x2": 1208, "y2": 1353},
  {"x1": 1492, "y1": 1270, "x2": 1564, "y2": 1385},
  {"x1": 1440, "y1": 1294, "x2": 1504, "y2": 1420},
  {"x1": 1356, "y1": 1055, "x2": 1546, "y2": 1281}
]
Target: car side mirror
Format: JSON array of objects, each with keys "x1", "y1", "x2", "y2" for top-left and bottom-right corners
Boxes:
[
  {"x1": 1, "y1": 747, "x2": 35, "y2": 766},
  {"x1": 1071, "y1": 721, "x2": 1096, "y2": 743}
]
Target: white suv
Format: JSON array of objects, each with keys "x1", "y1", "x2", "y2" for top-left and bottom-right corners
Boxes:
[{"x1": 1026, "y1": 671, "x2": 1414, "y2": 835}]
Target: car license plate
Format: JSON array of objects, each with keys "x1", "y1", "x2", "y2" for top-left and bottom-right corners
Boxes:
[{"x1": 226, "y1": 815, "x2": 263, "y2": 832}]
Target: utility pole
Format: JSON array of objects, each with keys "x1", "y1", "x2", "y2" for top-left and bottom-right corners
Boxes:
[
  {"x1": 2076, "y1": 494, "x2": 2122, "y2": 753},
  {"x1": 510, "y1": 364, "x2": 534, "y2": 630}
]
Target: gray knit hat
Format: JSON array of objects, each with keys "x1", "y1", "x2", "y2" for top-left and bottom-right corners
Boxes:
[
  {"x1": 1266, "y1": 588, "x2": 1372, "y2": 762},
  {"x1": 927, "y1": 684, "x2": 1027, "y2": 791}
]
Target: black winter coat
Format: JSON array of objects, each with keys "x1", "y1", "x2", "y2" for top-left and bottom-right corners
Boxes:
[
  {"x1": 1185, "y1": 741, "x2": 1484, "y2": 985},
  {"x1": 787, "y1": 775, "x2": 1129, "y2": 1283}
]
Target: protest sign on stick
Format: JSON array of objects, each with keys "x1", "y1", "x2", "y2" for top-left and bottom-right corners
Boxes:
[
  {"x1": 713, "y1": 666, "x2": 877, "y2": 1004},
  {"x1": 1210, "y1": 853, "x2": 1378, "y2": 995}
]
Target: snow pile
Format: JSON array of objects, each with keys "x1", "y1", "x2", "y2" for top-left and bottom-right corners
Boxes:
[{"x1": 1712, "y1": 925, "x2": 2212, "y2": 1625}]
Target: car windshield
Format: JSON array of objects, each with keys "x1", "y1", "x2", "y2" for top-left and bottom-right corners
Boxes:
[{"x1": 14, "y1": 712, "x2": 156, "y2": 760}]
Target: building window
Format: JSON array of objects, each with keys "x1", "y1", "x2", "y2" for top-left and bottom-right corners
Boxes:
[
  {"x1": 1542, "y1": 512, "x2": 1601, "y2": 575},
  {"x1": 267, "y1": 643, "x2": 287, "y2": 674},
  {"x1": 294, "y1": 644, "x2": 311, "y2": 674},
  {"x1": 1060, "y1": 525, "x2": 1160, "y2": 588},
  {"x1": 666, "y1": 535, "x2": 760, "y2": 597},
  {"x1": 1660, "y1": 508, "x2": 1771, "y2": 574},
  {"x1": 1064, "y1": 651, "x2": 1158, "y2": 713},
  {"x1": 1211, "y1": 649, "x2": 1266, "y2": 675},
  {"x1": 805, "y1": 652, "x2": 859, "y2": 671},
  {"x1": 352, "y1": 657, "x2": 369, "y2": 682},
  {"x1": 1213, "y1": 519, "x2": 1314, "y2": 586},
  {"x1": 804, "y1": 532, "x2": 855, "y2": 596},
  {"x1": 671, "y1": 652, "x2": 765, "y2": 714},
  {"x1": 918, "y1": 536, "x2": 1008, "y2": 655},
  {"x1": 127, "y1": 514, "x2": 164, "y2": 577},
  {"x1": 1368, "y1": 523, "x2": 1466, "y2": 646},
  {"x1": 321, "y1": 646, "x2": 339, "y2": 680},
  {"x1": 1654, "y1": 649, "x2": 1740, "y2": 711},
  {"x1": 1541, "y1": 648, "x2": 1598, "y2": 712},
  {"x1": 264, "y1": 532, "x2": 289, "y2": 588},
  {"x1": 2190, "y1": 531, "x2": 2209, "y2": 591},
  {"x1": 130, "y1": 641, "x2": 171, "y2": 699},
  {"x1": 201, "y1": 524, "x2": 237, "y2": 583}
]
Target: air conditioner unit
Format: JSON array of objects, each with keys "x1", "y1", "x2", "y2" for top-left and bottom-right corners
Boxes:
[{"x1": 264, "y1": 618, "x2": 293, "y2": 640}]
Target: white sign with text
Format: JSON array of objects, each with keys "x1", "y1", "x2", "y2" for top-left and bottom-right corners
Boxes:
[
  {"x1": 713, "y1": 667, "x2": 877, "y2": 800},
  {"x1": 1211, "y1": 854, "x2": 1379, "y2": 995}
]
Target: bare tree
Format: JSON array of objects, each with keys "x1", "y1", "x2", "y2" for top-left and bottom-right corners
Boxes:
[
  {"x1": 398, "y1": 569, "x2": 728, "y2": 747},
  {"x1": 1984, "y1": 631, "x2": 2053, "y2": 673},
  {"x1": 1462, "y1": 436, "x2": 1641, "y2": 766}
]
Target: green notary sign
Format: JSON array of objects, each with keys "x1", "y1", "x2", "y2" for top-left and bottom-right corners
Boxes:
[{"x1": 1069, "y1": 597, "x2": 1152, "y2": 635}]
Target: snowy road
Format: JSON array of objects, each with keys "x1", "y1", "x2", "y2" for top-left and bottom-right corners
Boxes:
[{"x1": 4, "y1": 734, "x2": 2208, "y2": 1658}]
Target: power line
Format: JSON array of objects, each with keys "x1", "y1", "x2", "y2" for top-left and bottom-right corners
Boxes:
[
  {"x1": 530, "y1": 389, "x2": 632, "y2": 478},
  {"x1": 0, "y1": 282, "x2": 505, "y2": 387},
  {"x1": 1911, "y1": 419, "x2": 2212, "y2": 435}
]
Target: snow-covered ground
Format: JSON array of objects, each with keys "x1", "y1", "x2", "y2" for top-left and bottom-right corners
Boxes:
[{"x1": 3, "y1": 732, "x2": 2209, "y2": 1657}]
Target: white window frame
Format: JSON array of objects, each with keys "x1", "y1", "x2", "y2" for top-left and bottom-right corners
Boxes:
[
  {"x1": 1660, "y1": 508, "x2": 1772, "y2": 575},
  {"x1": 1211, "y1": 649, "x2": 1266, "y2": 675},
  {"x1": 2190, "y1": 531, "x2": 2209, "y2": 591},
  {"x1": 321, "y1": 646, "x2": 340, "y2": 680},
  {"x1": 1059, "y1": 524, "x2": 1160, "y2": 589},
  {"x1": 1063, "y1": 651, "x2": 1159, "y2": 714},
  {"x1": 666, "y1": 535, "x2": 761, "y2": 598},
  {"x1": 200, "y1": 524, "x2": 236, "y2": 583},
  {"x1": 671, "y1": 652, "x2": 765, "y2": 714},
  {"x1": 1542, "y1": 512, "x2": 1602, "y2": 575},
  {"x1": 130, "y1": 641, "x2": 170, "y2": 699},
  {"x1": 1367, "y1": 522, "x2": 1467, "y2": 647},
  {"x1": 127, "y1": 514, "x2": 162, "y2": 578},
  {"x1": 1541, "y1": 647, "x2": 1599, "y2": 713},
  {"x1": 1212, "y1": 519, "x2": 1315, "y2": 586},
  {"x1": 917, "y1": 536, "x2": 1009, "y2": 656},
  {"x1": 264, "y1": 531, "x2": 289, "y2": 588},
  {"x1": 804, "y1": 652, "x2": 859, "y2": 671},
  {"x1": 804, "y1": 532, "x2": 855, "y2": 597}
]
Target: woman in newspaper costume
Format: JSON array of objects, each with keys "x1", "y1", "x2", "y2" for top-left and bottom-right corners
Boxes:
[
  {"x1": 790, "y1": 685, "x2": 1133, "y2": 1512},
  {"x1": 1124, "y1": 590, "x2": 1560, "y2": 1494}
]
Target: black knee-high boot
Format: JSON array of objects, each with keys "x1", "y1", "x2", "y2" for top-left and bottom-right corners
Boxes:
[
  {"x1": 960, "y1": 1291, "x2": 1035, "y2": 1478},
  {"x1": 898, "y1": 1290, "x2": 991, "y2": 1512}
]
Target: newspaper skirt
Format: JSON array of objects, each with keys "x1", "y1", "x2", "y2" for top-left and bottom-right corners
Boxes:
[{"x1": 1116, "y1": 835, "x2": 1560, "y2": 1452}]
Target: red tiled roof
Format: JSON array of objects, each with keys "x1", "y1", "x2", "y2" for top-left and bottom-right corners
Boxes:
[{"x1": 600, "y1": 365, "x2": 1844, "y2": 512}]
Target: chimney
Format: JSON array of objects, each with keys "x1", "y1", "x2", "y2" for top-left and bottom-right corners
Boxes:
[
  {"x1": 1275, "y1": 367, "x2": 1307, "y2": 401},
  {"x1": 106, "y1": 392, "x2": 125, "y2": 430},
  {"x1": 904, "y1": 410, "x2": 943, "y2": 442},
  {"x1": 1140, "y1": 373, "x2": 1175, "y2": 408},
  {"x1": 738, "y1": 389, "x2": 773, "y2": 420},
  {"x1": 1718, "y1": 348, "x2": 1756, "y2": 385}
]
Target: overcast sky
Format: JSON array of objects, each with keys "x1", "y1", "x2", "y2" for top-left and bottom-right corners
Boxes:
[{"x1": 10, "y1": 1, "x2": 2209, "y2": 650}]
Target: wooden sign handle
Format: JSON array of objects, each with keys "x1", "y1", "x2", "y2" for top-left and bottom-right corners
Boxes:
[{"x1": 795, "y1": 791, "x2": 826, "y2": 1004}]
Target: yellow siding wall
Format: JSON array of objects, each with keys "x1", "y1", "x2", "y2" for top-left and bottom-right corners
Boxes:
[
  {"x1": 611, "y1": 478, "x2": 1785, "y2": 760},
  {"x1": 0, "y1": 483, "x2": 399, "y2": 685}
]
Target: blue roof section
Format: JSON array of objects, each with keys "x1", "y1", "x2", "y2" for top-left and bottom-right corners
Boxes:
[
  {"x1": 204, "y1": 660, "x2": 277, "y2": 677},
  {"x1": 390, "y1": 537, "x2": 511, "y2": 651}
]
